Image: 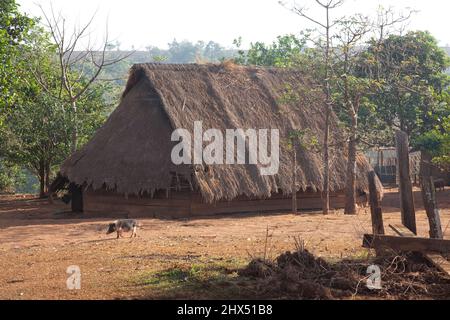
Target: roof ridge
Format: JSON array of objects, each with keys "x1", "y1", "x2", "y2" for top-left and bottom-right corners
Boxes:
[
  {"x1": 131, "y1": 63, "x2": 288, "y2": 73},
  {"x1": 134, "y1": 63, "x2": 213, "y2": 71}
]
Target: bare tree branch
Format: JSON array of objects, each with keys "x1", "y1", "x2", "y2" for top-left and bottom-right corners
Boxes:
[{"x1": 33, "y1": 2, "x2": 136, "y2": 151}]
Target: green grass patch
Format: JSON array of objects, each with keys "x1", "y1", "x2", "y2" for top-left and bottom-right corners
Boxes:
[{"x1": 134, "y1": 258, "x2": 255, "y2": 299}]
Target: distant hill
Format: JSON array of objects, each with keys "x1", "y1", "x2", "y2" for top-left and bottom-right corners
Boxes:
[
  {"x1": 77, "y1": 48, "x2": 239, "y2": 86},
  {"x1": 84, "y1": 46, "x2": 450, "y2": 90},
  {"x1": 102, "y1": 46, "x2": 450, "y2": 76}
]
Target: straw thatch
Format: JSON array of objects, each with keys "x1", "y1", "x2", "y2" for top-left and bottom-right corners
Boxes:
[{"x1": 61, "y1": 63, "x2": 380, "y2": 203}]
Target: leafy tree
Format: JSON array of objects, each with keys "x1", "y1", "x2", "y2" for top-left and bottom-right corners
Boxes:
[
  {"x1": 0, "y1": 0, "x2": 34, "y2": 111},
  {"x1": 0, "y1": 23, "x2": 112, "y2": 197},
  {"x1": 416, "y1": 115, "x2": 450, "y2": 170},
  {"x1": 281, "y1": 0, "x2": 345, "y2": 215},
  {"x1": 331, "y1": 15, "x2": 376, "y2": 214},
  {"x1": 358, "y1": 30, "x2": 449, "y2": 231},
  {"x1": 234, "y1": 34, "x2": 306, "y2": 67},
  {"x1": 167, "y1": 39, "x2": 203, "y2": 63},
  {"x1": 0, "y1": 0, "x2": 34, "y2": 192},
  {"x1": 1, "y1": 95, "x2": 72, "y2": 197},
  {"x1": 361, "y1": 31, "x2": 450, "y2": 145},
  {"x1": 36, "y1": 4, "x2": 131, "y2": 152},
  {"x1": 204, "y1": 41, "x2": 225, "y2": 62},
  {"x1": 0, "y1": 159, "x2": 26, "y2": 193},
  {"x1": 234, "y1": 9, "x2": 429, "y2": 215}
]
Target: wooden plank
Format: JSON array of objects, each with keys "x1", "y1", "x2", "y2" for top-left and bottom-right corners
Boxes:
[
  {"x1": 388, "y1": 224, "x2": 450, "y2": 276},
  {"x1": 425, "y1": 253, "x2": 450, "y2": 275},
  {"x1": 395, "y1": 131, "x2": 417, "y2": 234},
  {"x1": 84, "y1": 189, "x2": 362, "y2": 218},
  {"x1": 389, "y1": 224, "x2": 416, "y2": 237},
  {"x1": 368, "y1": 171, "x2": 384, "y2": 235},
  {"x1": 363, "y1": 234, "x2": 450, "y2": 254}
]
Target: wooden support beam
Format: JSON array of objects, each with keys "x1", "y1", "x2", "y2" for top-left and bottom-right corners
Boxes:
[
  {"x1": 363, "y1": 234, "x2": 450, "y2": 254},
  {"x1": 368, "y1": 171, "x2": 384, "y2": 235},
  {"x1": 395, "y1": 131, "x2": 417, "y2": 234}
]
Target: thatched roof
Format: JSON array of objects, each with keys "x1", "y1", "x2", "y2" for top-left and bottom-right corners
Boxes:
[{"x1": 61, "y1": 63, "x2": 381, "y2": 202}]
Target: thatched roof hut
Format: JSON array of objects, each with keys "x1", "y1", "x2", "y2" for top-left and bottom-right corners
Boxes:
[{"x1": 61, "y1": 63, "x2": 380, "y2": 217}]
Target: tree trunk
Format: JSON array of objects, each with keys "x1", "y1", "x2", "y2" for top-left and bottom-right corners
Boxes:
[
  {"x1": 71, "y1": 100, "x2": 78, "y2": 153},
  {"x1": 45, "y1": 162, "x2": 54, "y2": 204},
  {"x1": 420, "y1": 152, "x2": 443, "y2": 239},
  {"x1": 38, "y1": 161, "x2": 46, "y2": 198},
  {"x1": 292, "y1": 147, "x2": 298, "y2": 214},
  {"x1": 45, "y1": 162, "x2": 51, "y2": 193},
  {"x1": 322, "y1": 8, "x2": 331, "y2": 215},
  {"x1": 322, "y1": 109, "x2": 330, "y2": 215},
  {"x1": 344, "y1": 115, "x2": 358, "y2": 215}
]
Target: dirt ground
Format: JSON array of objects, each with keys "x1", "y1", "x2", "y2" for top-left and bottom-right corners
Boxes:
[{"x1": 0, "y1": 188, "x2": 449, "y2": 300}]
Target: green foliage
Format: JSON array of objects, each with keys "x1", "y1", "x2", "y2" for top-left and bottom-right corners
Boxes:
[
  {"x1": 4, "y1": 94, "x2": 71, "y2": 168},
  {"x1": 166, "y1": 39, "x2": 227, "y2": 63},
  {"x1": 0, "y1": 158, "x2": 25, "y2": 193},
  {"x1": 145, "y1": 41, "x2": 233, "y2": 63},
  {"x1": 204, "y1": 41, "x2": 226, "y2": 62},
  {"x1": 167, "y1": 39, "x2": 201, "y2": 63},
  {"x1": 234, "y1": 34, "x2": 307, "y2": 67},
  {"x1": 152, "y1": 55, "x2": 168, "y2": 62},
  {"x1": 0, "y1": 159, "x2": 37, "y2": 194},
  {"x1": 287, "y1": 129, "x2": 320, "y2": 153},
  {"x1": 361, "y1": 31, "x2": 450, "y2": 145},
  {"x1": 0, "y1": 0, "x2": 34, "y2": 111},
  {"x1": 0, "y1": 14, "x2": 111, "y2": 194},
  {"x1": 0, "y1": 0, "x2": 35, "y2": 192},
  {"x1": 234, "y1": 29, "x2": 450, "y2": 157},
  {"x1": 415, "y1": 116, "x2": 450, "y2": 169}
]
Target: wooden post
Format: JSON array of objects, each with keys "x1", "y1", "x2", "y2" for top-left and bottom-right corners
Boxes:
[
  {"x1": 368, "y1": 171, "x2": 385, "y2": 235},
  {"x1": 420, "y1": 151, "x2": 443, "y2": 239},
  {"x1": 395, "y1": 131, "x2": 417, "y2": 234}
]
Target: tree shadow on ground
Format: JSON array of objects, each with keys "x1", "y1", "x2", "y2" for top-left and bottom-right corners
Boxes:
[{"x1": 130, "y1": 260, "x2": 262, "y2": 300}]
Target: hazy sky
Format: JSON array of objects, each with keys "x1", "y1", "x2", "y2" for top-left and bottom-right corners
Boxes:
[{"x1": 17, "y1": 0, "x2": 450, "y2": 50}]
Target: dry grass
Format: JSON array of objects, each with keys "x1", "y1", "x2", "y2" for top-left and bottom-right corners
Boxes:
[{"x1": 220, "y1": 59, "x2": 240, "y2": 72}]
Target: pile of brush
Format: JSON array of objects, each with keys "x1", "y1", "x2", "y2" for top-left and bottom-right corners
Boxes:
[{"x1": 239, "y1": 249, "x2": 450, "y2": 300}]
